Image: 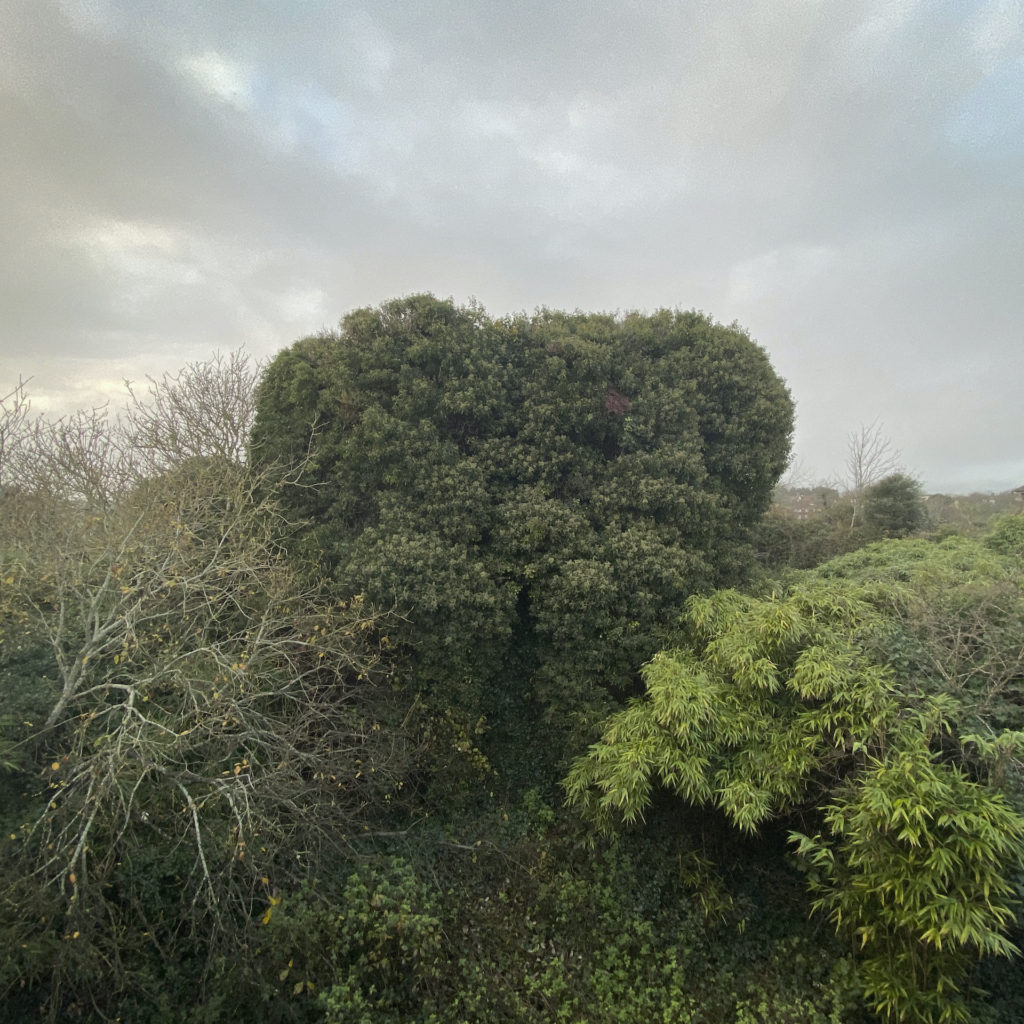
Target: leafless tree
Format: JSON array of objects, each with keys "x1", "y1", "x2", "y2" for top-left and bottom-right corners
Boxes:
[
  {"x1": 18, "y1": 402, "x2": 135, "y2": 507},
  {"x1": 0, "y1": 359, "x2": 407, "y2": 1016},
  {"x1": 3, "y1": 348, "x2": 263, "y2": 514},
  {"x1": 845, "y1": 420, "x2": 902, "y2": 525},
  {"x1": 123, "y1": 347, "x2": 264, "y2": 473},
  {"x1": 0, "y1": 378, "x2": 31, "y2": 490},
  {"x1": 10, "y1": 459, "x2": 397, "y2": 855}
]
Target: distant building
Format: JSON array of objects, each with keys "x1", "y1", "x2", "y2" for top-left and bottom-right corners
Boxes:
[{"x1": 773, "y1": 485, "x2": 841, "y2": 520}]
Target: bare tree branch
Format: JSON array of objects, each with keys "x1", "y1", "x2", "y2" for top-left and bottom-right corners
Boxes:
[
  {"x1": 123, "y1": 348, "x2": 264, "y2": 473},
  {"x1": 0, "y1": 354, "x2": 411, "y2": 1009},
  {"x1": 0, "y1": 377, "x2": 31, "y2": 490},
  {"x1": 845, "y1": 420, "x2": 902, "y2": 525}
]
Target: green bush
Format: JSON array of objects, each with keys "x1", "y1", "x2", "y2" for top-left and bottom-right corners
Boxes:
[
  {"x1": 252, "y1": 295, "x2": 794, "y2": 761},
  {"x1": 567, "y1": 538, "x2": 1024, "y2": 1023}
]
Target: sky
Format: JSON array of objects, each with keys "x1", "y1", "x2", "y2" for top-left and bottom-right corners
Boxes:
[{"x1": 3, "y1": 0, "x2": 1022, "y2": 493}]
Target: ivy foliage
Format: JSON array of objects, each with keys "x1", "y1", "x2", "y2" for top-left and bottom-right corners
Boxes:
[
  {"x1": 233, "y1": 793, "x2": 863, "y2": 1024},
  {"x1": 251, "y1": 295, "x2": 793, "y2": 748},
  {"x1": 565, "y1": 530, "x2": 1024, "y2": 1024}
]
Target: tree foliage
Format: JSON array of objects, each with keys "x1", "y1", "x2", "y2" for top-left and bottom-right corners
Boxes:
[
  {"x1": 565, "y1": 534, "x2": 1024, "y2": 1023},
  {"x1": 862, "y1": 472, "x2": 927, "y2": 538},
  {"x1": 817, "y1": 529, "x2": 1024, "y2": 741},
  {"x1": 251, "y1": 295, "x2": 793, "y2": 752},
  {"x1": 0, "y1": 363, "x2": 404, "y2": 1020}
]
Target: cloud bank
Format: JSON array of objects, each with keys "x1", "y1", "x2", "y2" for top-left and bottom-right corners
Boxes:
[{"x1": 3, "y1": 0, "x2": 1022, "y2": 491}]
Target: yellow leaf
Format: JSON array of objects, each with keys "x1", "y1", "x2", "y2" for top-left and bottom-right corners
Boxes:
[
  {"x1": 292, "y1": 981, "x2": 304, "y2": 996},
  {"x1": 69, "y1": 873, "x2": 76, "y2": 885},
  {"x1": 51, "y1": 763, "x2": 60, "y2": 772}
]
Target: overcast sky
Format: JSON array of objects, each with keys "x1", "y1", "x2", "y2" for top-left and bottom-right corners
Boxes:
[{"x1": 3, "y1": 0, "x2": 1022, "y2": 492}]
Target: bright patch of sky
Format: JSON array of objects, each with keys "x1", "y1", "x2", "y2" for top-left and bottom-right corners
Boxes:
[
  {"x1": 728, "y1": 245, "x2": 838, "y2": 308},
  {"x1": 946, "y1": 56, "x2": 1024, "y2": 154},
  {"x1": 181, "y1": 50, "x2": 256, "y2": 111},
  {"x1": 179, "y1": 50, "x2": 372, "y2": 174}
]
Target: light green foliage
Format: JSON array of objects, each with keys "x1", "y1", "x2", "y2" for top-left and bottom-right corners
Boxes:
[
  {"x1": 566, "y1": 535, "x2": 1024, "y2": 1023},
  {"x1": 984, "y1": 512, "x2": 1024, "y2": 556},
  {"x1": 252, "y1": 295, "x2": 793, "y2": 757},
  {"x1": 818, "y1": 533, "x2": 1024, "y2": 736},
  {"x1": 796, "y1": 731, "x2": 1024, "y2": 1024},
  {"x1": 565, "y1": 583, "x2": 899, "y2": 834}
]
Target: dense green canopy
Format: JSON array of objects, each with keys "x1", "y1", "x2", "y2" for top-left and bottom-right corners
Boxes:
[
  {"x1": 861, "y1": 472, "x2": 927, "y2": 537},
  {"x1": 252, "y1": 295, "x2": 793, "y2": 749}
]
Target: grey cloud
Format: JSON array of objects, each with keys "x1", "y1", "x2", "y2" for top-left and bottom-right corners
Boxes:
[{"x1": 3, "y1": 0, "x2": 1023, "y2": 491}]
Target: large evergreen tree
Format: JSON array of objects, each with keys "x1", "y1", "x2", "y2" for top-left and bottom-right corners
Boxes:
[
  {"x1": 252, "y1": 295, "x2": 793, "y2": 759},
  {"x1": 862, "y1": 471, "x2": 927, "y2": 537}
]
